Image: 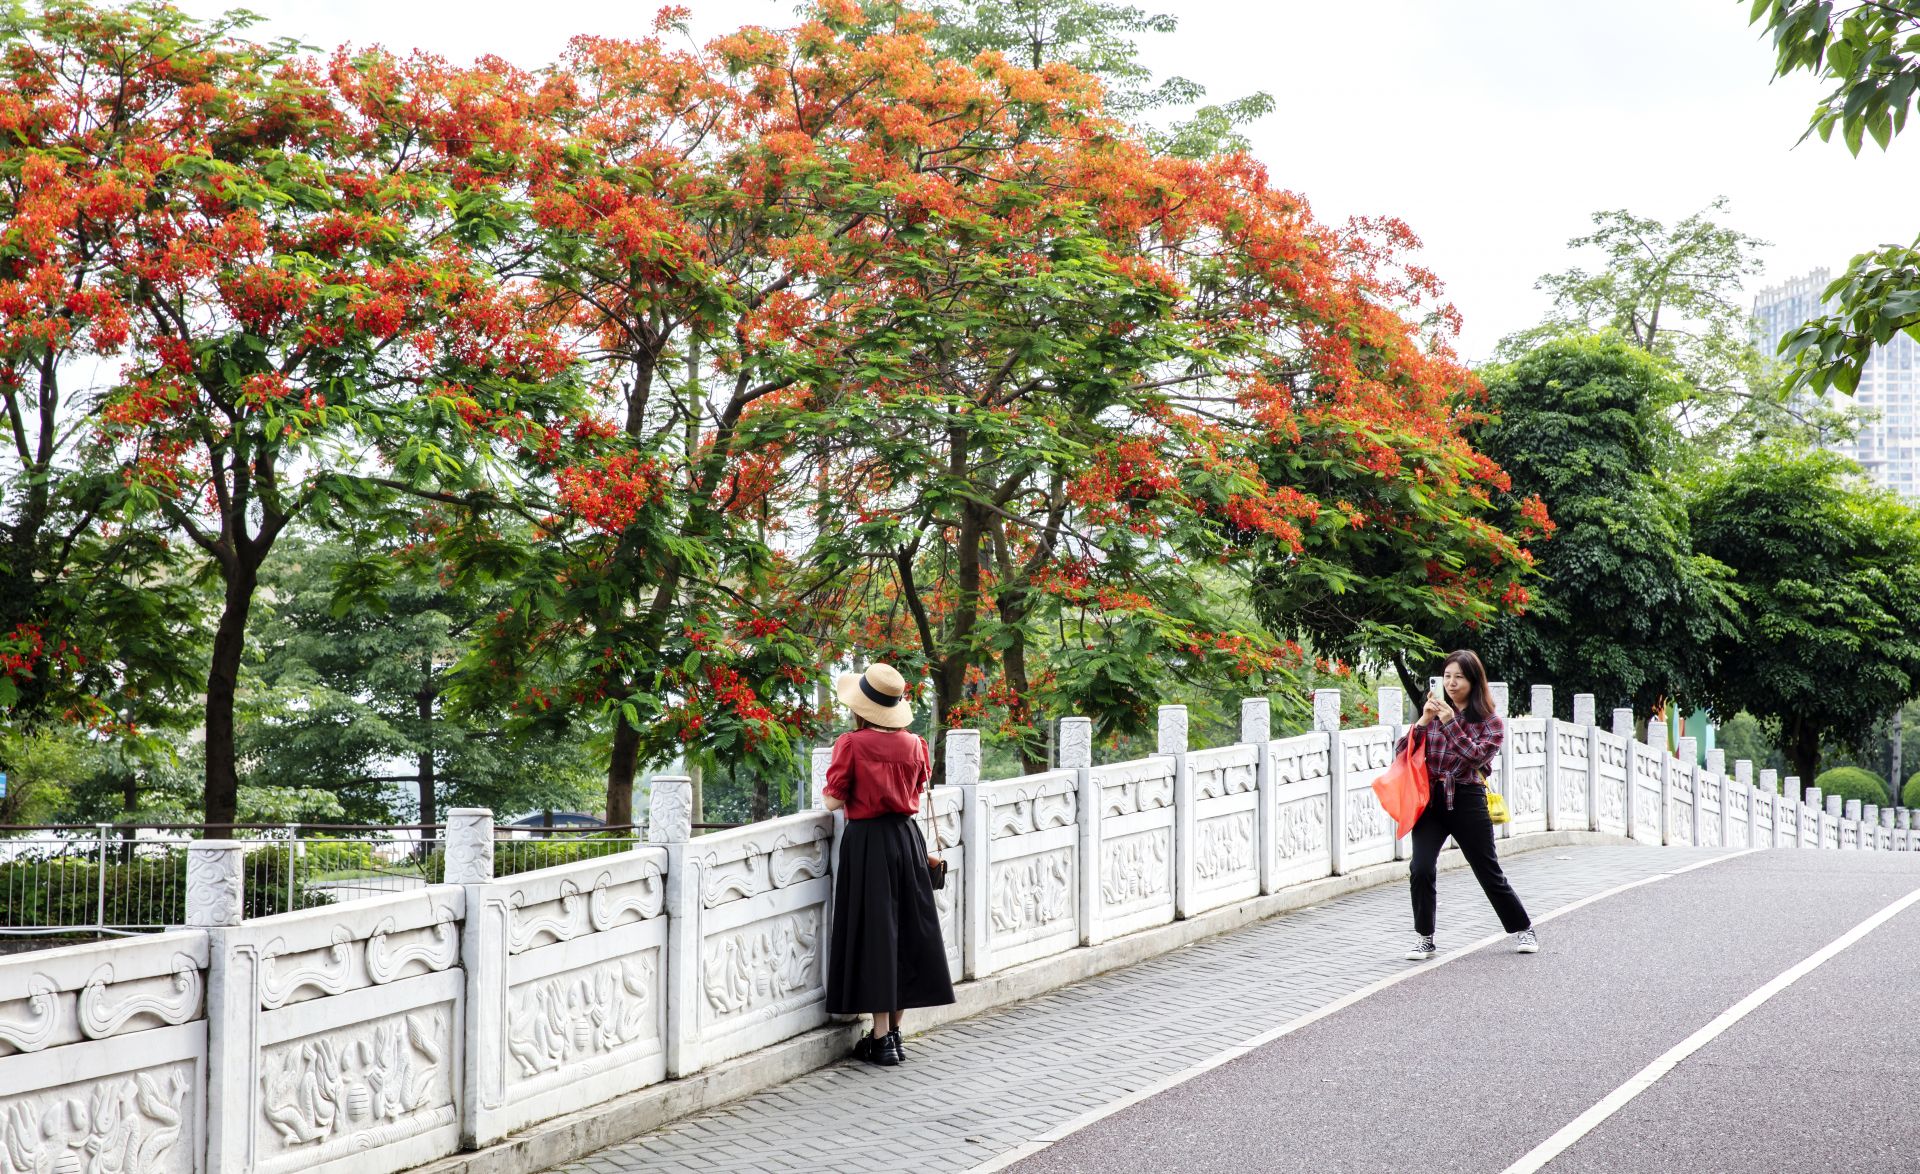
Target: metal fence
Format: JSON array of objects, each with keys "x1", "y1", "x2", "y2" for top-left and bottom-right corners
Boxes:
[{"x1": 0, "y1": 820, "x2": 742, "y2": 935}]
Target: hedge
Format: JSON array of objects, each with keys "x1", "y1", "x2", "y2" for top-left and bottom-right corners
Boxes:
[{"x1": 1812, "y1": 767, "x2": 1890, "y2": 809}]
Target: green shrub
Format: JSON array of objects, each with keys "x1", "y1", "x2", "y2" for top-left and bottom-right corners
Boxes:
[
  {"x1": 295, "y1": 837, "x2": 377, "y2": 875},
  {"x1": 1904, "y1": 772, "x2": 1920, "y2": 808},
  {"x1": 1813, "y1": 767, "x2": 1889, "y2": 809},
  {"x1": 0, "y1": 842, "x2": 330, "y2": 929}
]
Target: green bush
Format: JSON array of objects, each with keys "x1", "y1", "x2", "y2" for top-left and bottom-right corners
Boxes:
[
  {"x1": 1904, "y1": 772, "x2": 1920, "y2": 808},
  {"x1": 1813, "y1": 767, "x2": 1889, "y2": 809},
  {"x1": 0, "y1": 842, "x2": 330, "y2": 929},
  {"x1": 295, "y1": 837, "x2": 377, "y2": 875}
]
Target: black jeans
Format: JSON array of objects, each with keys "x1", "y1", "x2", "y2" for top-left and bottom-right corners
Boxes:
[{"x1": 1409, "y1": 784, "x2": 1531, "y2": 937}]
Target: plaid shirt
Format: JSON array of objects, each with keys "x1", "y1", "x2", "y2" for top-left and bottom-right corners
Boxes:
[{"x1": 1397, "y1": 713, "x2": 1504, "y2": 811}]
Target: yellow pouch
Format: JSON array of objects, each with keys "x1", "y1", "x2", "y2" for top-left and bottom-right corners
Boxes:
[{"x1": 1486, "y1": 789, "x2": 1510, "y2": 825}]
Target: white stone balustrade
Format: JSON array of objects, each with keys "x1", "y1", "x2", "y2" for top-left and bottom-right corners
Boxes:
[{"x1": 6, "y1": 686, "x2": 1918, "y2": 1174}]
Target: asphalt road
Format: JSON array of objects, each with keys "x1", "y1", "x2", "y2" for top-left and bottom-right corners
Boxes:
[{"x1": 1007, "y1": 850, "x2": 1920, "y2": 1174}]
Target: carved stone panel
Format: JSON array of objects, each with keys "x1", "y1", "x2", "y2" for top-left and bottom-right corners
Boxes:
[
  {"x1": 258, "y1": 1006, "x2": 456, "y2": 1163},
  {"x1": 1193, "y1": 812, "x2": 1256, "y2": 884},
  {"x1": 1344, "y1": 787, "x2": 1391, "y2": 845},
  {"x1": 699, "y1": 908, "x2": 822, "y2": 1029},
  {"x1": 0, "y1": 1061, "x2": 196, "y2": 1173},
  {"x1": 1274, "y1": 796, "x2": 1329, "y2": 863},
  {"x1": 1101, "y1": 829, "x2": 1172, "y2": 909},
  {"x1": 507, "y1": 954, "x2": 658, "y2": 1084},
  {"x1": 989, "y1": 848, "x2": 1074, "y2": 945}
]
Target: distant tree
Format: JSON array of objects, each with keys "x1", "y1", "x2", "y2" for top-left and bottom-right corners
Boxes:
[
  {"x1": 1500, "y1": 201, "x2": 1793, "y2": 448},
  {"x1": 1688, "y1": 443, "x2": 1920, "y2": 783},
  {"x1": 918, "y1": 0, "x2": 1274, "y2": 156},
  {"x1": 1471, "y1": 334, "x2": 1733, "y2": 718},
  {"x1": 241, "y1": 535, "x2": 604, "y2": 826}
]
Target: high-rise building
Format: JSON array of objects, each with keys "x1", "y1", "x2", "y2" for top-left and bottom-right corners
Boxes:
[{"x1": 1753, "y1": 269, "x2": 1920, "y2": 499}]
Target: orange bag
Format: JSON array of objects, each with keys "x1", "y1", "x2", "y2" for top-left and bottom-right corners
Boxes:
[{"x1": 1371, "y1": 727, "x2": 1429, "y2": 839}]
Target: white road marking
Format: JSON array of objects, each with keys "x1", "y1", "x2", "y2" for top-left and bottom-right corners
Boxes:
[
  {"x1": 1501, "y1": 878, "x2": 1920, "y2": 1174},
  {"x1": 963, "y1": 849, "x2": 1761, "y2": 1174}
]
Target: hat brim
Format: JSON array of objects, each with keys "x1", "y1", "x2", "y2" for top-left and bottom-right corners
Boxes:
[{"x1": 836, "y1": 672, "x2": 914, "y2": 728}]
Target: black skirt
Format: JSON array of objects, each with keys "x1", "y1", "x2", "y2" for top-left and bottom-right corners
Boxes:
[{"x1": 826, "y1": 814, "x2": 956, "y2": 1015}]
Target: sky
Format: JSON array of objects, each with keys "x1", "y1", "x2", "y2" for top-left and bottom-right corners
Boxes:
[{"x1": 175, "y1": 0, "x2": 1920, "y2": 361}]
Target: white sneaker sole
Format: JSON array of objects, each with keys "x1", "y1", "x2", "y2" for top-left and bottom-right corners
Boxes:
[
  {"x1": 1515, "y1": 941, "x2": 1539, "y2": 954},
  {"x1": 1405, "y1": 950, "x2": 1437, "y2": 962}
]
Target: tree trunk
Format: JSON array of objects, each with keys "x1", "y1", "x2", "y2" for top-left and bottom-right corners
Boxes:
[
  {"x1": 1788, "y1": 717, "x2": 1820, "y2": 791},
  {"x1": 203, "y1": 562, "x2": 259, "y2": 835},
  {"x1": 1891, "y1": 706, "x2": 1905, "y2": 807},
  {"x1": 416, "y1": 669, "x2": 437, "y2": 829},
  {"x1": 606, "y1": 714, "x2": 640, "y2": 826}
]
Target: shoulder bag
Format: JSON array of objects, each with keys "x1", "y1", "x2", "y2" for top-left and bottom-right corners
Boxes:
[{"x1": 921, "y1": 788, "x2": 948, "y2": 890}]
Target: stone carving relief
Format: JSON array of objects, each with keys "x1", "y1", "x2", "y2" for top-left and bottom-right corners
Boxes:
[
  {"x1": 1193, "y1": 759, "x2": 1256, "y2": 800},
  {"x1": 1345, "y1": 790, "x2": 1391, "y2": 844},
  {"x1": 990, "y1": 789, "x2": 1076, "y2": 839},
  {"x1": 701, "y1": 909, "x2": 821, "y2": 1021},
  {"x1": 699, "y1": 832, "x2": 828, "y2": 909},
  {"x1": 1272, "y1": 745, "x2": 1330, "y2": 785},
  {"x1": 260, "y1": 928, "x2": 356, "y2": 1009},
  {"x1": 1668, "y1": 801, "x2": 1693, "y2": 845},
  {"x1": 1194, "y1": 814, "x2": 1255, "y2": 882},
  {"x1": 1101, "y1": 770, "x2": 1173, "y2": 817},
  {"x1": 78, "y1": 954, "x2": 202, "y2": 1038},
  {"x1": 0, "y1": 1065, "x2": 192, "y2": 1174},
  {"x1": 990, "y1": 849, "x2": 1073, "y2": 937},
  {"x1": 1636, "y1": 797, "x2": 1660, "y2": 839},
  {"x1": 0, "y1": 975, "x2": 58, "y2": 1053},
  {"x1": 508, "y1": 881, "x2": 587, "y2": 954},
  {"x1": 1514, "y1": 769, "x2": 1545, "y2": 815},
  {"x1": 507, "y1": 956, "x2": 656, "y2": 1079},
  {"x1": 1600, "y1": 776, "x2": 1625, "y2": 824},
  {"x1": 589, "y1": 869, "x2": 665, "y2": 932},
  {"x1": 185, "y1": 845, "x2": 244, "y2": 928},
  {"x1": 1274, "y1": 796, "x2": 1328, "y2": 862},
  {"x1": 443, "y1": 810, "x2": 495, "y2": 884},
  {"x1": 260, "y1": 1010, "x2": 449, "y2": 1151},
  {"x1": 1559, "y1": 771, "x2": 1588, "y2": 819},
  {"x1": 647, "y1": 779, "x2": 693, "y2": 845},
  {"x1": 366, "y1": 913, "x2": 459, "y2": 986},
  {"x1": 1101, "y1": 830, "x2": 1170, "y2": 907}
]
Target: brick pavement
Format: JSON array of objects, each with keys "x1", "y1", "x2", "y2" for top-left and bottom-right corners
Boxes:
[{"x1": 543, "y1": 844, "x2": 1726, "y2": 1174}]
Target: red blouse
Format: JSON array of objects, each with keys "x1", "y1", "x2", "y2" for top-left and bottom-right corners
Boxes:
[{"x1": 824, "y1": 728, "x2": 932, "y2": 820}]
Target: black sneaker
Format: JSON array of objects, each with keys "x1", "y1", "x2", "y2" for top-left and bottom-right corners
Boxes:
[
  {"x1": 1405, "y1": 934, "x2": 1437, "y2": 962},
  {"x1": 885, "y1": 1028, "x2": 905, "y2": 1063}
]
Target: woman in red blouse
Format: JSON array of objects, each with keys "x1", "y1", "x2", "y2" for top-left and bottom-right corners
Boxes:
[
  {"x1": 820, "y1": 663, "x2": 955, "y2": 1066},
  {"x1": 1399, "y1": 650, "x2": 1536, "y2": 961}
]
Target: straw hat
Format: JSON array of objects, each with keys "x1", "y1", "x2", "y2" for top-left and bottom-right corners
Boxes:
[{"x1": 836, "y1": 663, "x2": 914, "y2": 729}]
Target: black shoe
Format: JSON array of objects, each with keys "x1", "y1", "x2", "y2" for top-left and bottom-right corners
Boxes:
[
  {"x1": 885, "y1": 1028, "x2": 905, "y2": 1063},
  {"x1": 857, "y1": 1032, "x2": 898, "y2": 1066}
]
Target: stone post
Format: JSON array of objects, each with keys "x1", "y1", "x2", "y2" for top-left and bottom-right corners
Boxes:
[
  {"x1": 1535, "y1": 685, "x2": 1558, "y2": 831},
  {"x1": 1489, "y1": 683, "x2": 1512, "y2": 840},
  {"x1": 1843, "y1": 797, "x2": 1861, "y2": 848},
  {"x1": 1766, "y1": 771, "x2": 1787, "y2": 846},
  {"x1": 1376, "y1": 687, "x2": 1410, "y2": 860},
  {"x1": 446, "y1": 809, "x2": 508, "y2": 1146},
  {"x1": 1160, "y1": 705, "x2": 1196, "y2": 918},
  {"x1": 951, "y1": 729, "x2": 989, "y2": 979},
  {"x1": 1062, "y1": 716, "x2": 1097, "y2": 947},
  {"x1": 1864, "y1": 804, "x2": 1879, "y2": 850},
  {"x1": 1706, "y1": 749, "x2": 1730, "y2": 847},
  {"x1": 1648, "y1": 719, "x2": 1673, "y2": 846},
  {"x1": 647, "y1": 777, "x2": 699, "y2": 1076},
  {"x1": 1242, "y1": 698, "x2": 1283, "y2": 891},
  {"x1": 1315, "y1": 689, "x2": 1351, "y2": 873},
  {"x1": 1676, "y1": 736, "x2": 1699, "y2": 846},
  {"x1": 810, "y1": 746, "x2": 832, "y2": 811},
  {"x1": 1614, "y1": 709, "x2": 1637, "y2": 835},
  {"x1": 1571, "y1": 695, "x2": 1599, "y2": 833},
  {"x1": 186, "y1": 840, "x2": 246, "y2": 928},
  {"x1": 1802, "y1": 783, "x2": 1822, "y2": 848},
  {"x1": 196, "y1": 839, "x2": 254, "y2": 1174},
  {"x1": 1377, "y1": 686, "x2": 1406, "y2": 729},
  {"x1": 1735, "y1": 760, "x2": 1753, "y2": 846}
]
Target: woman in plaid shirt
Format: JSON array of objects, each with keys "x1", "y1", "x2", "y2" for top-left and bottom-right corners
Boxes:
[{"x1": 1398, "y1": 650, "x2": 1536, "y2": 961}]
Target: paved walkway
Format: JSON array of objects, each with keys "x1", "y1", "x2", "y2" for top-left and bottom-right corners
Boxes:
[{"x1": 547, "y1": 844, "x2": 1729, "y2": 1174}]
